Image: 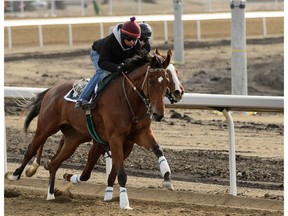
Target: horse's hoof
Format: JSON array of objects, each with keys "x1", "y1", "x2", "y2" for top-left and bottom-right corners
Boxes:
[
  {"x1": 25, "y1": 163, "x2": 40, "y2": 177},
  {"x1": 43, "y1": 160, "x2": 51, "y2": 170},
  {"x1": 104, "y1": 186, "x2": 113, "y2": 201},
  {"x1": 54, "y1": 188, "x2": 63, "y2": 197},
  {"x1": 5, "y1": 172, "x2": 18, "y2": 181},
  {"x1": 63, "y1": 173, "x2": 71, "y2": 181},
  {"x1": 121, "y1": 206, "x2": 133, "y2": 210},
  {"x1": 47, "y1": 193, "x2": 55, "y2": 200},
  {"x1": 162, "y1": 181, "x2": 174, "y2": 191},
  {"x1": 104, "y1": 192, "x2": 113, "y2": 201}
]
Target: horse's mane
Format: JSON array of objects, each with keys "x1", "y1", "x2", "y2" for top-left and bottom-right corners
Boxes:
[{"x1": 123, "y1": 49, "x2": 152, "y2": 73}]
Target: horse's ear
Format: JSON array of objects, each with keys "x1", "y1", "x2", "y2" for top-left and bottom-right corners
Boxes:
[
  {"x1": 162, "y1": 50, "x2": 171, "y2": 68},
  {"x1": 167, "y1": 49, "x2": 173, "y2": 58},
  {"x1": 150, "y1": 56, "x2": 158, "y2": 68},
  {"x1": 155, "y1": 48, "x2": 161, "y2": 55}
]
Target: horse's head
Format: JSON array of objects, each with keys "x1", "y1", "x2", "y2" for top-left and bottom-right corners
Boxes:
[
  {"x1": 154, "y1": 48, "x2": 184, "y2": 103},
  {"x1": 142, "y1": 56, "x2": 170, "y2": 122}
]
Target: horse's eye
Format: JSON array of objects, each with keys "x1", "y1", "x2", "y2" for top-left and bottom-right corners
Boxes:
[{"x1": 149, "y1": 80, "x2": 154, "y2": 85}]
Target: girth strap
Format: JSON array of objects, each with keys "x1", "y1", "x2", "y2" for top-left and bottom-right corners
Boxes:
[{"x1": 85, "y1": 110, "x2": 111, "y2": 158}]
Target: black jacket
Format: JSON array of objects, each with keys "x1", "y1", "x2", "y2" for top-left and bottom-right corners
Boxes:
[{"x1": 92, "y1": 25, "x2": 141, "y2": 73}]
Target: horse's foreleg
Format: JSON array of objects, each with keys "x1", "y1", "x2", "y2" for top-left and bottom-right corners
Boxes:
[
  {"x1": 152, "y1": 144, "x2": 174, "y2": 191},
  {"x1": 135, "y1": 129, "x2": 174, "y2": 191},
  {"x1": 109, "y1": 137, "x2": 132, "y2": 210},
  {"x1": 104, "y1": 142, "x2": 134, "y2": 202}
]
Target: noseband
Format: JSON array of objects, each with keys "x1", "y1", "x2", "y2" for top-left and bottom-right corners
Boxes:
[{"x1": 121, "y1": 66, "x2": 168, "y2": 123}]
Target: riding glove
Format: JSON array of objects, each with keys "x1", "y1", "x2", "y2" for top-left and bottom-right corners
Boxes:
[{"x1": 117, "y1": 63, "x2": 127, "y2": 74}]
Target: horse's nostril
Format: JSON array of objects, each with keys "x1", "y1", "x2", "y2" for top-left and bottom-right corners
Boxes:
[
  {"x1": 174, "y1": 90, "x2": 180, "y2": 96},
  {"x1": 153, "y1": 113, "x2": 164, "y2": 122}
]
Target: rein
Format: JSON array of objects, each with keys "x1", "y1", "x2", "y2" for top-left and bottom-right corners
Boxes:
[
  {"x1": 121, "y1": 70, "x2": 150, "y2": 123},
  {"x1": 121, "y1": 66, "x2": 167, "y2": 123}
]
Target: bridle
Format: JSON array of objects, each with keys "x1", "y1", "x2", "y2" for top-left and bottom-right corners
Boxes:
[{"x1": 121, "y1": 66, "x2": 168, "y2": 123}]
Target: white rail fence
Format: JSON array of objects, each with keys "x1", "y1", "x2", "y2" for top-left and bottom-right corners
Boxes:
[
  {"x1": 4, "y1": 86, "x2": 284, "y2": 196},
  {"x1": 4, "y1": 11, "x2": 284, "y2": 48}
]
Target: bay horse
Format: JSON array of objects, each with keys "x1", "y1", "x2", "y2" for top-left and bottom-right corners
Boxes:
[
  {"x1": 62, "y1": 49, "x2": 185, "y2": 202},
  {"x1": 25, "y1": 49, "x2": 184, "y2": 178},
  {"x1": 6, "y1": 49, "x2": 175, "y2": 209}
]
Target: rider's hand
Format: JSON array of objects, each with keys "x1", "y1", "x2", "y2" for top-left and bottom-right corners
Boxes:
[{"x1": 117, "y1": 63, "x2": 126, "y2": 73}]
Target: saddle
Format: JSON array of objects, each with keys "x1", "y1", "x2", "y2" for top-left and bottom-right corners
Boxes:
[
  {"x1": 64, "y1": 73, "x2": 120, "y2": 108},
  {"x1": 90, "y1": 72, "x2": 120, "y2": 108}
]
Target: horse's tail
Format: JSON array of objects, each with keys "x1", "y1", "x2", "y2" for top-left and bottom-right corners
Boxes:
[{"x1": 24, "y1": 88, "x2": 50, "y2": 133}]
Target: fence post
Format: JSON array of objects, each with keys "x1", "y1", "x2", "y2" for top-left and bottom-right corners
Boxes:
[
  {"x1": 100, "y1": 23, "x2": 104, "y2": 39},
  {"x1": 173, "y1": 0, "x2": 184, "y2": 64},
  {"x1": 230, "y1": 0, "x2": 247, "y2": 95},
  {"x1": 262, "y1": 17, "x2": 267, "y2": 36},
  {"x1": 196, "y1": 20, "x2": 201, "y2": 40},
  {"x1": 223, "y1": 109, "x2": 237, "y2": 196},
  {"x1": 163, "y1": 21, "x2": 168, "y2": 43},
  {"x1": 7, "y1": 27, "x2": 12, "y2": 49},
  {"x1": 68, "y1": 24, "x2": 73, "y2": 47},
  {"x1": 38, "y1": 25, "x2": 43, "y2": 48}
]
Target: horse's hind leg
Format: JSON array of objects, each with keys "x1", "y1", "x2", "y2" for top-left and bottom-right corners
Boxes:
[
  {"x1": 26, "y1": 136, "x2": 65, "y2": 177},
  {"x1": 46, "y1": 132, "x2": 83, "y2": 200},
  {"x1": 5, "y1": 128, "x2": 52, "y2": 181},
  {"x1": 63, "y1": 141, "x2": 104, "y2": 184},
  {"x1": 25, "y1": 145, "x2": 43, "y2": 177},
  {"x1": 43, "y1": 136, "x2": 65, "y2": 170}
]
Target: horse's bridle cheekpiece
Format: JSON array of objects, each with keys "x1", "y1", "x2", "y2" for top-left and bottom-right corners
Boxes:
[{"x1": 121, "y1": 66, "x2": 168, "y2": 123}]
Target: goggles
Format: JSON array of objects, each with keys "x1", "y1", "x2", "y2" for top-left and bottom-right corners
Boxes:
[{"x1": 123, "y1": 35, "x2": 137, "y2": 42}]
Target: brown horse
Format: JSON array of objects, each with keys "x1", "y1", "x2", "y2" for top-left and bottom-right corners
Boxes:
[
  {"x1": 6, "y1": 50, "x2": 175, "y2": 209},
  {"x1": 63, "y1": 49, "x2": 185, "y2": 202},
  {"x1": 25, "y1": 49, "x2": 184, "y2": 178}
]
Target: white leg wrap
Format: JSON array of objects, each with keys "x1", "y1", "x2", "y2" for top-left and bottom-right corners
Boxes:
[
  {"x1": 70, "y1": 175, "x2": 81, "y2": 184},
  {"x1": 46, "y1": 186, "x2": 55, "y2": 200},
  {"x1": 5, "y1": 172, "x2": 18, "y2": 181},
  {"x1": 119, "y1": 187, "x2": 132, "y2": 210},
  {"x1": 103, "y1": 186, "x2": 113, "y2": 201},
  {"x1": 158, "y1": 156, "x2": 171, "y2": 177}
]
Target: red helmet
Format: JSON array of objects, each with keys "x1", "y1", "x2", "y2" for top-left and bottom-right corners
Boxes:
[{"x1": 121, "y1": 16, "x2": 141, "y2": 38}]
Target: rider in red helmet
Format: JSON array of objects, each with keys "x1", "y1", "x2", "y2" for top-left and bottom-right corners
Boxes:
[{"x1": 76, "y1": 16, "x2": 141, "y2": 109}]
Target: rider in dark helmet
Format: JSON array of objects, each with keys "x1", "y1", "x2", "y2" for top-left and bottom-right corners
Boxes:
[{"x1": 139, "y1": 22, "x2": 152, "y2": 53}]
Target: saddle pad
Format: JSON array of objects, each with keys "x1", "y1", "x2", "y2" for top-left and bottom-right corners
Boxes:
[
  {"x1": 64, "y1": 73, "x2": 120, "y2": 103},
  {"x1": 64, "y1": 79, "x2": 89, "y2": 102}
]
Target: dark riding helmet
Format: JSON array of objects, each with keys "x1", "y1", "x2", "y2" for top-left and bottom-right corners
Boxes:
[{"x1": 139, "y1": 22, "x2": 152, "y2": 39}]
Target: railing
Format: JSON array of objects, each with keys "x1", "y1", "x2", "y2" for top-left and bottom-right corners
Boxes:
[
  {"x1": 4, "y1": 0, "x2": 284, "y2": 18},
  {"x1": 4, "y1": 86, "x2": 284, "y2": 196},
  {"x1": 4, "y1": 11, "x2": 284, "y2": 48}
]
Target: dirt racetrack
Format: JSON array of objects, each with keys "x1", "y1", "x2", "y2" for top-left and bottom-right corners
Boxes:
[{"x1": 4, "y1": 33, "x2": 284, "y2": 215}]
